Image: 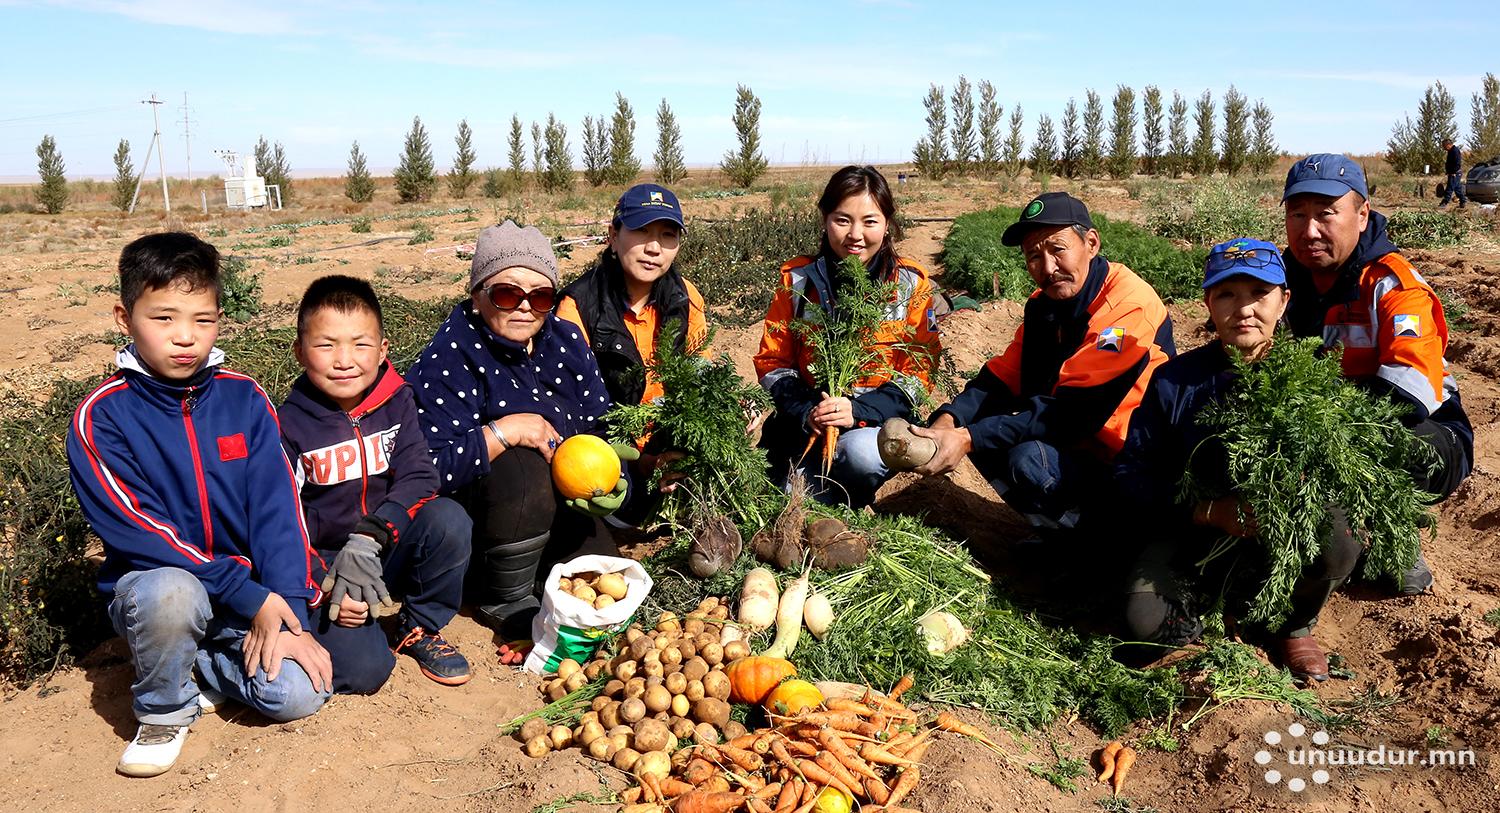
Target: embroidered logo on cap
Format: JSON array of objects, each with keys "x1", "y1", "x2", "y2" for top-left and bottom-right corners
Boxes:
[
  {"x1": 1393, "y1": 314, "x2": 1421, "y2": 337},
  {"x1": 1097, "y1": 326, "x2": 1125, "y2": 352},
  {"x1": 650, "y1": 191, "x2": 664, "y2": 202}
]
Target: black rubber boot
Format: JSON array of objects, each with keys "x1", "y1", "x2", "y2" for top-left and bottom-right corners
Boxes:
[{"x1": 474, "y1": 531, "x2": 550, "y2": 638}]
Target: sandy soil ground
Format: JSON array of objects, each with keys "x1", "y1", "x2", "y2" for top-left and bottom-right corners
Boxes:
[{"x1": 1, "y1": 171, "x2": 1497, "y2": 812}]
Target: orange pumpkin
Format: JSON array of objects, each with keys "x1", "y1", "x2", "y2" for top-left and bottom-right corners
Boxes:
[
  {"x1": 550, "y1": 435, "x2": 621, "y2": 499},
  {"x1": 725, "y1": 655, "x2": 797, "y2": 704},
  {"x1": 764, "y1": 678, "x2": 823, "y2": 716}
]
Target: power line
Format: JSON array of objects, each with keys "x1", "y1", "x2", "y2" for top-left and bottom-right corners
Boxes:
[{"x1": 179, "y1": 92, "x2": 197, "y2": 180}]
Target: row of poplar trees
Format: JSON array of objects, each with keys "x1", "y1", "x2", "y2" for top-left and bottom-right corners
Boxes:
[
  {"x1": 913, "y1": 78, "x2": 1279, "y2": 181},
  {"x1": 1386, "y1": 74, "x2": 1500, "y2": 174},
  {"x1": 345, "y1": 86, "x2": 771, "y2": 204}
]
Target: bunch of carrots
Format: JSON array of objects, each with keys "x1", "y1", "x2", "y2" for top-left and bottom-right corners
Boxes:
[{"x1": 618, "y1": 675, "x2": 1001, "y2": 813}]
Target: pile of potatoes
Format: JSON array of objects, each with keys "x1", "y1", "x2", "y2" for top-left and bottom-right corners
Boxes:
[
  {"x1": 518, "y1": 596, "x2": 753, "y2": 770},
  {"x1": 557, "y1": 570, "x2": 631, "y2": 611}
]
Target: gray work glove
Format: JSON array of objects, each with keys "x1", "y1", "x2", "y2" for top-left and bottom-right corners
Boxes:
[{"x1": 320, "y1": 533, "x2": 391, "y2": 614}]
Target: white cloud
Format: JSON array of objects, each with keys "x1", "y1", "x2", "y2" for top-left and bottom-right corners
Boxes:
[{"x1": 43, "y1": 0, "x2": 307, "y2": 34}]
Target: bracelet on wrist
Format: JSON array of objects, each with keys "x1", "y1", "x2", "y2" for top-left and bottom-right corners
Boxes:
[{"x1": 486, "y1": 420, "x2": 510, "y2": 449}]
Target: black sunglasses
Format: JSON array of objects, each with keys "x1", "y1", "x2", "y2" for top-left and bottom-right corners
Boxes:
[{"x1": 484, "y1": 283, "x2": 556, "y2": 313}]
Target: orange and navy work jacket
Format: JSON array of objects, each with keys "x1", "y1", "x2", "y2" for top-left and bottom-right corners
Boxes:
[
  {"x1": 935, "y1": 257, "x2": 1175, "y2": 458},
  {"x1": 1283, "y1": 214, "x2": 1473, "y2": 459},
  {"x1": 554, "y1": 279, "x2": 709, "y2": 407},
  {"x1": 753, "y1": 255, "x2": 941, "y2": 429}
]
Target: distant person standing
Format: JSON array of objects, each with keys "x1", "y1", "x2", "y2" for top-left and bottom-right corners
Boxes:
[{"x1": 1440, "y1": 140, "x2": 1467, "y2": 208}]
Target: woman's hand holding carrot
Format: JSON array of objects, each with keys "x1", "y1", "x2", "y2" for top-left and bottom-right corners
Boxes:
[{"x1": 807, "y1": 394, "x2": 855, "y2": 432}]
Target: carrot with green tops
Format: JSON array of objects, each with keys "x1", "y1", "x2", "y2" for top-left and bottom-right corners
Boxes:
[
  {"x1": 1112, "y1": 747, "x2": 1137, "y2": 796},
  {"x1": 933, "y1": 711, "x2": 1004, "y2": 754}
]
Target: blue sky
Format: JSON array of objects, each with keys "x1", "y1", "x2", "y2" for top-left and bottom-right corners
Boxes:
[{"x1": 1, "y1": 0, "x2": 1495, "y2": 178}]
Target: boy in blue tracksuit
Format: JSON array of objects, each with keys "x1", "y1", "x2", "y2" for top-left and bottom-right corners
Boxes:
[
  {"x1": 278, "y1": 275, "x2": 471, "y2": 690},
  {"x1": 67, "y1": 233, "x2": 331, "y2": 779}
]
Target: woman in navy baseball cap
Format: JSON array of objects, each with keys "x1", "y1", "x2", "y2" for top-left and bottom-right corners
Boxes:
[
  {"x1": 554, "y1": 184, "x2": 715, "y2": 532},
  {"x1": 1114, "y1": 237, "x2": 1359, "y2": 681}
]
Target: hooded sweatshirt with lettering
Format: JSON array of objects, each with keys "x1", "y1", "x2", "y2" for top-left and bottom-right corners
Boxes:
[{"x1": 277, "y1": 361, "x2": 438, "y2": 557}]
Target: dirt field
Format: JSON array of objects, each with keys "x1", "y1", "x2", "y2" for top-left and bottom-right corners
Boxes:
[{"x1": 1, "y1": 169, "x2": 1497, "y2": 812}]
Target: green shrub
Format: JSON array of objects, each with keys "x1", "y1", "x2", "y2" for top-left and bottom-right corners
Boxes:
[
  {"x1": 1386, "y1": 209, "x2": 1468, "y2": 249},
  {"x1": 350, "y1": 217, "x2": 372, "y2": 234},
  {"x1": 406, "y1": 221, "x2": 434, "y2": 245},
  {"x1": 220, "y1": 257, "x2": 263, "y2": 322},
  {"x1": 942, "y1": 206, "x2": 1206, "y2": 302},
  {"x1": 674, "y1": 207, "x2": 824, "y2": 325},
  {"x1": 1145, "y1": 178, "x2": 1279, "y2": 245}
]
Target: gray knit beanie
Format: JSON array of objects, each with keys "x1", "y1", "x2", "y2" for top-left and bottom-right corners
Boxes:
[{"x1": 469, "y1": 220, "x2": 559, "y2": 291}]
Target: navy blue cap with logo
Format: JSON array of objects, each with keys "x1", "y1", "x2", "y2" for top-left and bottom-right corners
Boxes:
[
  {"x1": 1282, "y1": 153, "x2": 1368, "y2": 201},
  {"x1": 1202, "y1": 237, "x2": 1287, "y2": 289},
  {"x1": 614, "y1": 183, "x2": 685, "y2": 231},
  {"x1": 1001, "y1": 192, "x2": 1095, "y2": 246}
]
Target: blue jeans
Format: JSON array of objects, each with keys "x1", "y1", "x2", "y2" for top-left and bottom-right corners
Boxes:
[
  {"x1": 108, "y1": 568, "x2": 331, "y2": 726},
  {"x1": 1440, "y1": 173, "x2": 1467, "y2": 206},
  {"x1": 311, "y1": 497, "x2": 471, "y2": 694},
  {"x1": 783, "y1": 426, "x2": 889, "y2": 509},
  {"x1": 971, "y1": 440, "x2": 1104, "y2": 528}
]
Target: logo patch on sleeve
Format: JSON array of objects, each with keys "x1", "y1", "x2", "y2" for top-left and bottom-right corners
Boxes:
[
  {"x1": 926, "y1": 307, "x2": 939, "y2": 332},
  {"x1": 1097, "y1": 326, "x2": 1125, "y2": 352},
  {"x1": 217, "y1": 433, "x2": 248, "y2": 461},
  {"x1": 1393, "y1": 314, "x2": 1421, "y2": 337}
]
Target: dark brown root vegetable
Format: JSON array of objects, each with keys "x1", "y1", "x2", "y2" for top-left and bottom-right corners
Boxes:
[
  {"x1": 688, "y1": 513, "x2": 743, "y2": 578},
  {"x1": 804, "y1": 517, "x2": 870, "y2": 570},
  {"x1": 877, "y1": 417, "x2": 937, "y2": 470},
  {"x1": 756, "y1": 471, "x2": 808, "y2": 569}
]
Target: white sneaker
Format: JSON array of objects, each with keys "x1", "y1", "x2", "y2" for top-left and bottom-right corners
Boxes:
[
  {"x1": 117, "y1": 724, "x2": 189, "y2": 777},
  {"x1": 196, "y1": 685, "x2": 228, "y2": 714}
]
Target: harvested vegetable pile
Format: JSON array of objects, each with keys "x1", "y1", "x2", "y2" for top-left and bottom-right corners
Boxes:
[
  {"x1": 648, "y1": 510, "x2": 1182, "y2": 737},
  {"x1": 1179, "y1": 334, "x2": 1436, "y2": 627}
]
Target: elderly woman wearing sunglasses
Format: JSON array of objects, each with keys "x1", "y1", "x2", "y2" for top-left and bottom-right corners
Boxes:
[{"x1": 407, "y1": 221, "x2": 634, "y2": 639}]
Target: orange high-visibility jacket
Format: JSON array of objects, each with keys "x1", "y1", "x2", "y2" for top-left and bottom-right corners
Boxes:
[
  {"x1": 753, "y1": 255, "x2": 941, "y2": 427},
  {"x1": 937, "y1": 260, "x2": 1174, "y2": 458}
]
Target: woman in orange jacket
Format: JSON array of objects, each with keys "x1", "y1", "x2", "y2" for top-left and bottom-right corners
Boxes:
[{"x1": 753, "y1": 165, "x2": 941, "y2": 508}]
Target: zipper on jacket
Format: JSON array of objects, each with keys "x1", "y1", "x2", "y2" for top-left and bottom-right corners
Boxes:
[
  {"x1": 349, "y1": 414, "x2": 370, "y2": 514},
  {"x1": 180, "y1": 388, "x2": 215, "y2": 556}
]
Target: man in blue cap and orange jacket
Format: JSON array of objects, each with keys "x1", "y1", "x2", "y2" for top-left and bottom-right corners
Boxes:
[{"x1": 1281, "y1": 154, "x2": 1473, "y2": 595}]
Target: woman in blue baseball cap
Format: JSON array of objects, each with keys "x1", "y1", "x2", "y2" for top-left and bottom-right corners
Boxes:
[
  {"x1": 1113, "y1": 237, "x2": 1360, "y2": 681},
  {"x1": 554, "y1": 183, "x2": 712, "y2": 528}
]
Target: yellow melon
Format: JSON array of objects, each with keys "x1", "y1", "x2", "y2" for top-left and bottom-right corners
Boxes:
[{"x1": 550, "y1": 434, "x2": 621, "y2": 499}]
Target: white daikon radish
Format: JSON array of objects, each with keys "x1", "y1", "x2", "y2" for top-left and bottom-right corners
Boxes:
[
  {"x1": 737, "y1": 567, "x2": 779, "y2": 631},
  {"x1": 802, "y1": 590, "x2": 833, "y2": 640},
  {"x1": 759, "y1": 568, "x2": 810, "y2": 659}
]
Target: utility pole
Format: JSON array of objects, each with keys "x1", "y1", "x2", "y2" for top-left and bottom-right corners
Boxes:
[
  {"x1": 129, "y1": 94, "x2": 171, "y2": 214},
  {"x1": 178, "y1": 92, "x2": 195, "y2": 181}
]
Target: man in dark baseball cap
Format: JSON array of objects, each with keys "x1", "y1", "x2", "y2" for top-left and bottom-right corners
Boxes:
[
  {"x1": 1281, "y1": 154, "x2": 1472, "y2": 596},
  {"x1": 911, "y1": 191, "x2": 1175, "y2": 547}
]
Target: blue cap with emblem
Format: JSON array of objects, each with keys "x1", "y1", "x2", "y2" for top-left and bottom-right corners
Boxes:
[
  {"x1": 614, "y1": 183, "x2": 685, "y2": 231},
  {"x1": 1202, "y1": 237, "x2": 1287, "y2": 289},
  {"x1": 1282, "y1": 153, "x2": 1368, "y2": 201}
]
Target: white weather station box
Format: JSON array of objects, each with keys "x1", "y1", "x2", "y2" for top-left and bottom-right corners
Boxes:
[{"x1": 215, "y1": 150, "x2": 274, "y2": 209}]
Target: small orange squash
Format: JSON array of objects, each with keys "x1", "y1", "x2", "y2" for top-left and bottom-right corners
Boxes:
[
  {"x1": 551, "y1": 435, "x2": 621, "y2": 499},
  {"x1": 724, "y1": 655, "x2": 796, "y2": 704},
  {"x1": 764, "y1": 678, "x2": 823, "y2": 716}
]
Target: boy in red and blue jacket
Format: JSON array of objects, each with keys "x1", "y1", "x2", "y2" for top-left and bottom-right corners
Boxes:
[
  {"x1": 67, "y1": 233, "x2": 331, "y2": 779},
  {"x1": 278, "y1": 275, "x2": 471, "y2": 689}
]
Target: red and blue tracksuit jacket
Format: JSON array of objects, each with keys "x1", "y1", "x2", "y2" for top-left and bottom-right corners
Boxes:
[
  {"x1": 277, "y1": 361, "x2": 437, "y2": 560},
  {"x1": 67, "y1": 347, "x2": 323, "y2": 628}
]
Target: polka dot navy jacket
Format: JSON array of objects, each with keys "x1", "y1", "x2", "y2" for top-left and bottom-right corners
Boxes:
[{"x1": 407, "y1": 301, "x2": 614, "y2": 493}]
